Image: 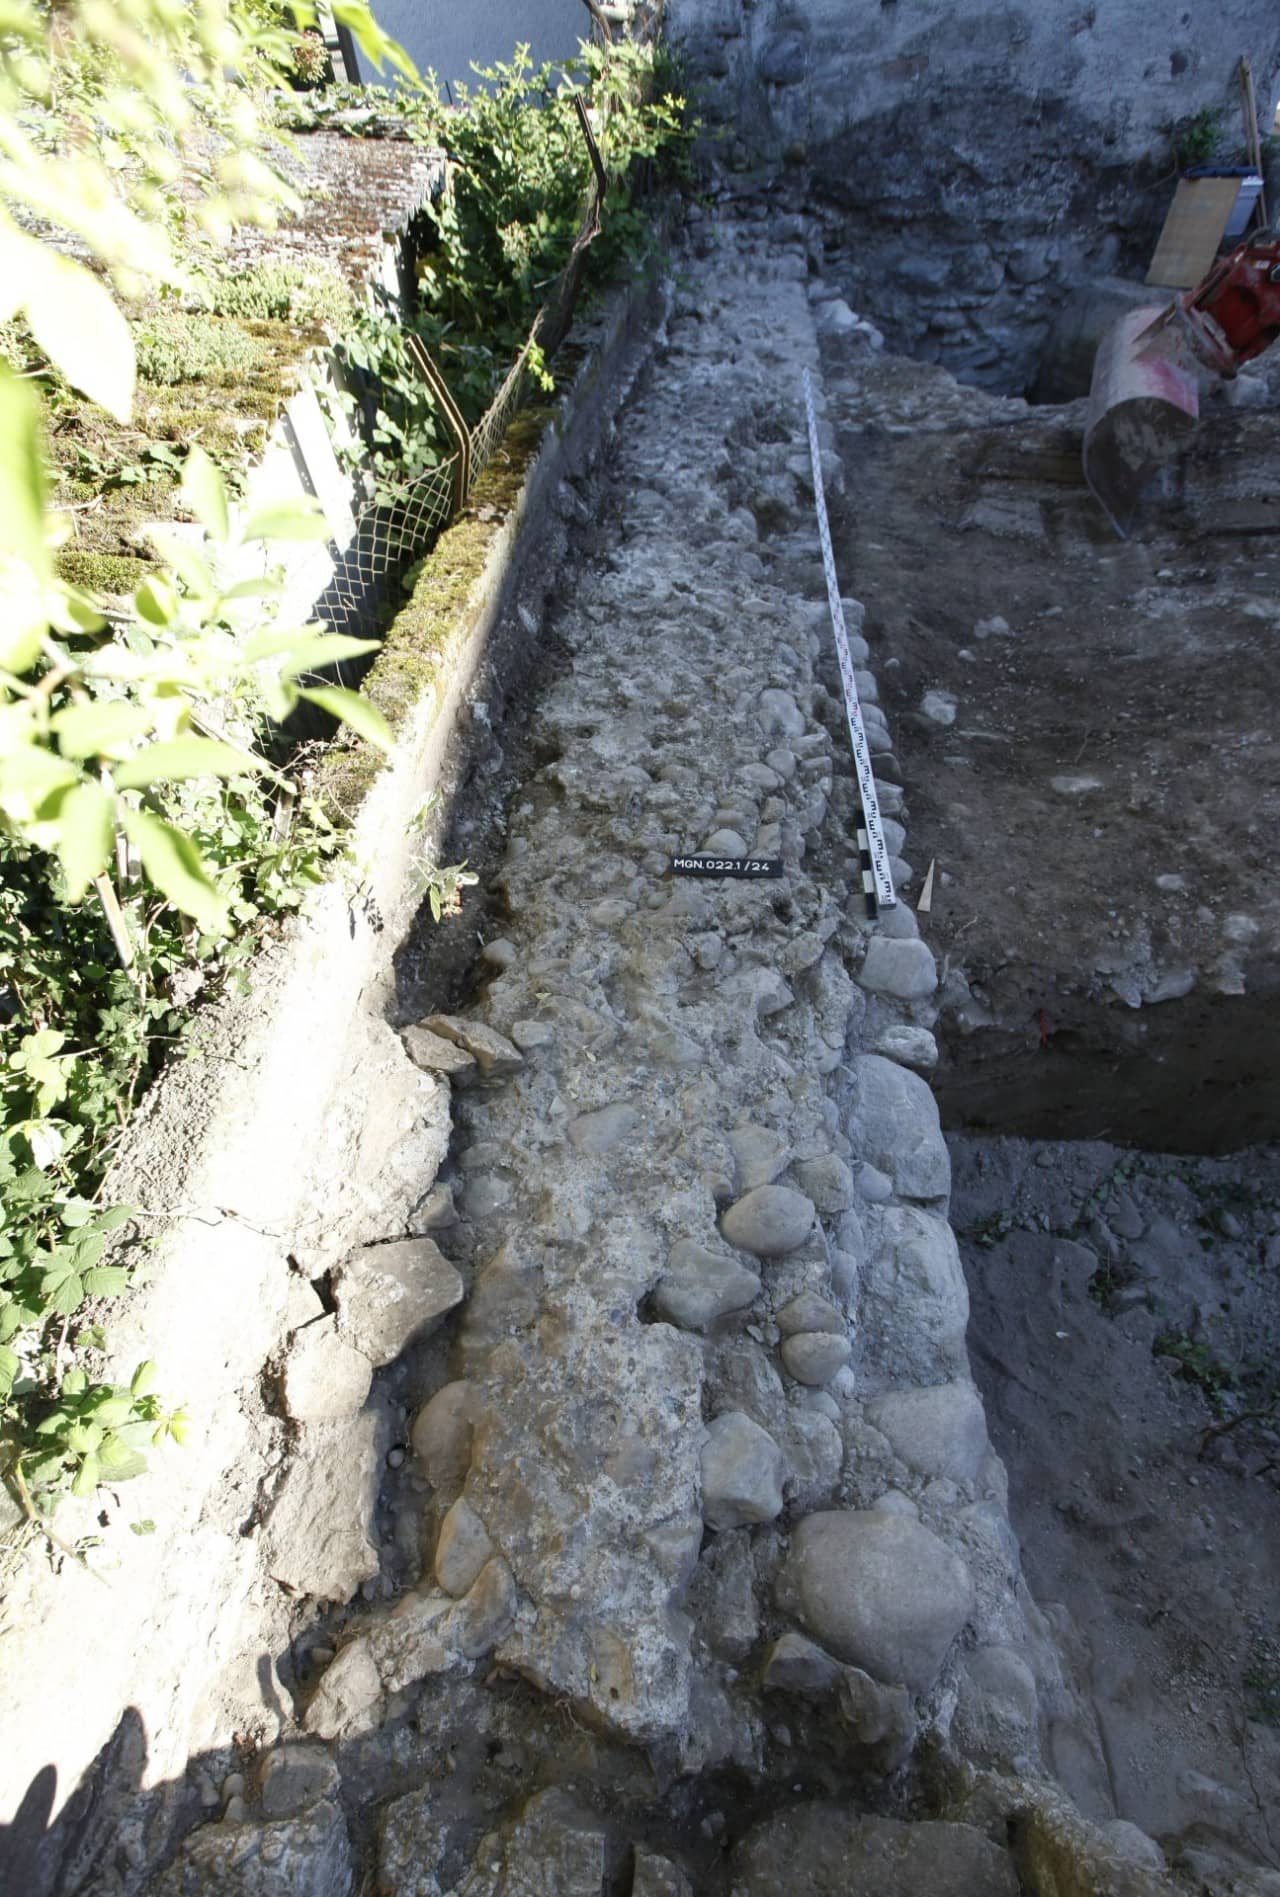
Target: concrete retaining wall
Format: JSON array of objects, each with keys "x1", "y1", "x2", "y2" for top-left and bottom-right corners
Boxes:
[{"x1": 0, "y1": 265, "x2": 669, "y2": 1889}]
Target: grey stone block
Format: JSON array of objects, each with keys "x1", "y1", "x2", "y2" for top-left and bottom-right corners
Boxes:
[{"x1": 778, "y1": 1510, "x2": 975, "y2": 1694}]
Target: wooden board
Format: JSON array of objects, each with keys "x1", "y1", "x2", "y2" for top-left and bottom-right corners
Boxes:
[{"x1": 1146, "y1": 176, "x2": 1241, "y2": 288}]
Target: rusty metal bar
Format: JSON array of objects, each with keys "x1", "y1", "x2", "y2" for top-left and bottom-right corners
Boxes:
[{"x1": 404, "y1": 332, "x2": 472, "y2": 511}]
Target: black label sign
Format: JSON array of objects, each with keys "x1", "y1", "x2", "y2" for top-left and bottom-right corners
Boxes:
[{"x1": 670, "y1": 856, "x2": 784, "y2": 880}]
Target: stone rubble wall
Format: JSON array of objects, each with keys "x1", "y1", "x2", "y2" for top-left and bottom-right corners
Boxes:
[
  {"x1": 131, "y1": 208, "x2": 1192, "y2": 1895},
  {"x1": 666, "y1": 0, "x2": 1280, "y2": 394}
]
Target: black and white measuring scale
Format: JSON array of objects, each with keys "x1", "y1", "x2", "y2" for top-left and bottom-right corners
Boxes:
[{"x1": 801, "y1": 367, "x2": 897, "y2": 918}]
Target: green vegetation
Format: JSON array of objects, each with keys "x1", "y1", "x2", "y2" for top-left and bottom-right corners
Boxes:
[
  {"x1": 963, "y1": 1209, "x2": 1014, "y2": 1250},
  {"x1": 132, "y1": 310, "x2": 267, "y2": 387},
  {"x1": 1153, "y1": 1328, "x2": 1239, "y2": 1414},
  {"x1": 0, "y1": 0, "x2": 688, "y2": 1536},
  {"x1": 38, "y1": 296, "x2": 332, "y2": 581},
  {"x1": 0, "y1": 0, "x2": 407, "y2": 1527},
  {"x1": 0, "y1": 755, "x2": 346, "y2": 1508},
  {"x1": 290, "y1": 26, "x2": 331, "y2": 89},
  {"x1": 1154, "y1": 1302, "x2": 1277, "y2": 1429},
  {"x1": 1172, "y1": 107, "x2": 1226, "y2": 168},
  {"x1": 331, "y1": 41, "x2": 692, "y2": 495},
  {"x1": 205, "y1": 258, "x2": 352, "y2": 330},
  {"x1": 371, "y1": 408, "x2": 547, "y2": 705},
  {"x1": 0, "y1": 439, "x2": 385, "y2": 1522},
  {"x1": 53, "y1": 551, "x2": 153, "y2": 596}
]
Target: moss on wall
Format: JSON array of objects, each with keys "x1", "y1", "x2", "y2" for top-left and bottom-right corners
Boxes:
[
  {"x1": 55, "y1": 549, "x2": 154, "y2": 595},
  {"x1": 316, "y1": 404, "x2": 553, "y2": 819},
  {"x1": 366, "y1": 408, "x2": 550, "y2": 722}
]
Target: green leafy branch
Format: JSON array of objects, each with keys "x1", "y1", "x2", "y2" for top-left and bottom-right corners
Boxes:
[
  {"x1": 1, "y1": 433, "x2": 390, "y2": 937},
  {"x1": 0, "y1": 0, "x2": 414, "y2": 1529},
  {"x1": 330, "y1": 38, "x2": 694, "y2": 497}
]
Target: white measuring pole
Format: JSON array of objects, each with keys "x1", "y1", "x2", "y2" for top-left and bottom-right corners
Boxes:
[{"x1": 801, "y1": 369, "x2": 896, "y2": 915}]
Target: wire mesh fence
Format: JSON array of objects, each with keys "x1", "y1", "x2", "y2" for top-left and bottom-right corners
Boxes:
[
  {"x1": 467, "y1": 334, "x2": 536, "y2": 487},
  {"x1": 302, "y1": 95, "x2": 608, "y2": 653}
]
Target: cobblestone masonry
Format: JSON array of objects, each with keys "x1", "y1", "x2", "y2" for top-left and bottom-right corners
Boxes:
[{"x1": 95, "y1": 209, "x2": 1194, "y2": 1896}]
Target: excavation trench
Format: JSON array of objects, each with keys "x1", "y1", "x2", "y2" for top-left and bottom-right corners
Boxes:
[
  {"x1": 935, "y1": 988, "x2": 1280, "y2": 1155},
  {"x1": 822, "y1": 300, "x2": 1280, "y2": 1151},
  {"x1": 19, "y1": 195, "x2": 1280, "y2": 1896},
  {"x1": 814, "y1": 265, "x2": 1280, "y2": 1871}
]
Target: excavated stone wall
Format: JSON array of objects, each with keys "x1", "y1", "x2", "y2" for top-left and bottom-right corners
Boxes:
[
  {"x1": 666, "y1": 0, "x2": 1280, "y2": 394},
  {"x1": 14, "y1": 202, "x2": 1214, "y2": 1897},
  {"x1": 297, "y1": 229, "x2": 1033, "y2": 1791}
]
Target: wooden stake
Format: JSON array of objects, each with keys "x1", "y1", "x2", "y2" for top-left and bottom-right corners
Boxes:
[
  {"x1": 93, "y1": 873, "x2": 136, "y2": 977},
  {"x1": 1240, "y1": 56, "x2": 1269, "y2": 229}
]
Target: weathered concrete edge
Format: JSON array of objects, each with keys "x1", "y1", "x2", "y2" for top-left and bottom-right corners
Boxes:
[{"x1": 0, "y1": 263, "x2": 671, "y2": 1834}]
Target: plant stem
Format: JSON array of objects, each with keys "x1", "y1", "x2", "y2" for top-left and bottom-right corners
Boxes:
[
  {"x1": 93, "y1": 873, "x2": 137, "y2": 978},
  {"x1": 9, "y1": 1459, "x2": 102, "y2": 1576}
]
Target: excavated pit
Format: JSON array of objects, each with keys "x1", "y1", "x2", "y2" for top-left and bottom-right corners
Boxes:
[
  {"x1": 812, "y1": 229, "x2": 1280, "y2": 1873},
  {"x1": 821, "y1": 326, "x2": 1280, "y2": 1158}
]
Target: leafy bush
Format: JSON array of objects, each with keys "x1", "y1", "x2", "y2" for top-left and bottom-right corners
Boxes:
[
  {"x1": 419, "y1": 39, "x2": 690, "y2": 352},
  {"x1": 0, "y1": 755, "x2": 343, "y2": 1506},
  {"x1": 332, "y1": 40, "x2": 692, "y2": 492}
]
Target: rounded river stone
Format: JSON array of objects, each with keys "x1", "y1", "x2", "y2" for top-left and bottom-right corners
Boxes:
[
  {"x1": 720, "y1": 1184, "x2": 815, "y2": 1258},
  {"x1": 779, "y1": 1509, "x2": 974, "y2": 1694}
]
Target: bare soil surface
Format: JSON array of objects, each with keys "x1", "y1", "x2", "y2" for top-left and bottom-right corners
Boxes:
[
  {"x1": 952, "y1": 1132, "x2": 1280, "y2": 1876},
  {"x1": 823, "y1": 339, "x2": 1280, "y2": 1153},
  {"x1": 818, "y1": 311, "x2": 1280, "y2": 1879}
]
